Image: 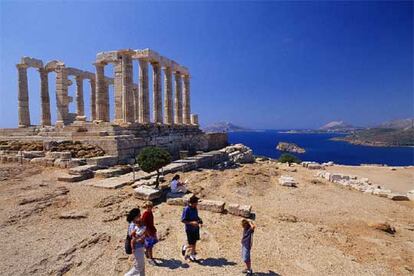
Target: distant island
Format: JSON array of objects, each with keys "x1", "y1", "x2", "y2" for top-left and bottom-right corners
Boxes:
[
  {"x1": 276, "y1": 142, "x2": 306, "y2": 153},
  {"x1": 333, "y1": 119, "x2": 414, "y2": 147},
  {"x1": 203, "y1": 122, "x2": 251, "y2": 133}
]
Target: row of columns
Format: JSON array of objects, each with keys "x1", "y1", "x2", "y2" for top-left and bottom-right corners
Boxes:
[
  {"x1": 16, "y1": 56, "x2": 196, "y2": 127},
  {"x1": 95, "y1": 57, "x2": 192, "y2": 126}
]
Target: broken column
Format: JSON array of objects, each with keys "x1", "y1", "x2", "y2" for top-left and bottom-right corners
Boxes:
[
  {"x1": 152, "y1": 62, "x2": 162, "y2": 124},
  {"x1": 183, "y1": 74, "x2": 191, "y2": 125},
  {"x1": 163, "y1": 66, "x2": 173, "y2": 125},
  {"x1": 39, "y1": 68, "x2": 51, "y2": 126},
  {"x1": 138, "y1": 59, "x2": 150, "y2": 124},
  {"x1": 17, "y1": 64, "x2": 30, "y2": 127},
  {"x1": 174, "y1": 72, "x2": 183, "y2": 125}
]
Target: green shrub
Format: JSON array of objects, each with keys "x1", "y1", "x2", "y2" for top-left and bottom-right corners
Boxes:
[
  {"x1": 137, "y1": 147, "x2": 171, "y2": 188},
  {"x1": 278, "y1": 153, "x2": 301, "y2": 164}
]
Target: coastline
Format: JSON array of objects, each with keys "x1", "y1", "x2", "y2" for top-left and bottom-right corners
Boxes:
[{"x1": 330, "y1": 136, "x2": 414, "y2": 148}]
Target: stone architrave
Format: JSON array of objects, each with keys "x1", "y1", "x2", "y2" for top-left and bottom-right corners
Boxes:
[
  {"x1": 75, "y1": 76, "x2": 85, "y2": 120},
  {"x1": 174, "y1": 72, "x2": 183, "y2": 125},
  {"x1": 39, "y1": 68, "x2": 51, "y2": 126},
  {"x1": 138, "y1": 59, "x2": 149, "y2": 124},
  {"x1": 152, "y1": 62, "x2": 162, "y2": 124},
  {"x1": 89, "y1": 78, "x2": 96, "y2": 121},
  {"x1": 17, "y1": 64, "x2": 30, "y2": 127},
  {"x1": 95, "y1": 63, "x2": 107, "y2": 122},
  {"x1": 163, "y1": 66, "x2": 173, "y2": 125},
  {"x1": 113, "y1": 61, "x2": 123, "y2": 123},
  {"x1": 182, "y1": 74, "x2": 191, "y2": 125},
  {"x1": 55, "y1": 65, "x2": 69, "y2": 125},
  {"x1": 122, "y1": 54, "x2": 134, "y2": 123}
]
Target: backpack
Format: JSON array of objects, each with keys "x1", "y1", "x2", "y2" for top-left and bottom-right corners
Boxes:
[{"x1": 125, "y1": 230, "x2": 132, "y2": 254}]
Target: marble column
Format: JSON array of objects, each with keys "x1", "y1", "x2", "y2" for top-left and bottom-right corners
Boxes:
[
  {"x1": 95, "y1": 63, "x2": 106, "y2": 121},
  {"x1": 138, "y1": 59, "x2": 149, "y2": 124},
  {"x1": 55, "y1": 66, "x2": 69, "y2": 125},
  {"x1": 190, "y1": 114, "x2": 199, "y2": 125},
  {"x1": 114, "y1": 61, "x2": 123, "y2": 123},
  {"x1": 75, "y1": 76, "x2": 85, "y2": 120},
  {"x1": 174, "y1": 72, "x2": 183, "y2": 125},
  {"x1": 17, "y1": 64, "x2": 30, "y2": 127},
  {"x1": 163, "y1": 67, "x2": 173, "y2": 125},
  {"x1": 89, "y1": 78, "x2": 96, "y2": 121},
  {"x1": 182, "y1": 74, "x2": 191, "y2": 125},
  {"x1": 104, "y1": 80, "x2": 110, "y2": 122},
  {"x1": 152, "y1": 62, "x2": 162, "y2": 124},
  {"x1": 39, "y1": 68, "x2": 51, "y2": 126},
  {"x1": 122, "y1": 54, "x2": 134, "y2": 123},
  {"x1": 133, "y1": 85, "x2": 139, "y2": 121}
]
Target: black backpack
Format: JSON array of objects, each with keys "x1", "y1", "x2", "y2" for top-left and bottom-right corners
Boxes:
[{"x1": 125, "y1": 230, "x2": 132, "y2": 254}]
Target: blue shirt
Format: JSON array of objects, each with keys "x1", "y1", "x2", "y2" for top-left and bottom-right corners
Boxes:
[
  {"x1": 241, "y1": 227, "x2": 254, "y2": 249},
  {"x1": 181, "y1": 206, "x2": 200, "y2": 232}
]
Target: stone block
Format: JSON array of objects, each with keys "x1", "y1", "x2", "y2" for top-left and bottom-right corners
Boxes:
[
  {"x1": 94, "y1": 166, "x2": 132, "y2": 178},
  {"x1": 198, "y1": 199, "x2": 225, "y2": 213},
  {"x1": 46, "y1": 151, "x2": 72, "y2": 159},
  {"x1": 87, "y1": 155, "x2": 118, "y2": 167},
  {"x1": 58, "y1": 172, "x2": 93, "y2": 182},
  {"x1": 30, "y1": 157, "x2": 46, "y2": 165},
  {"x1": 227, "y1": 203, "x2": 252, "y2": 218},
  {"x1": 329, "y1": 173, "x2": 350, "y2": 183},
  {"x1": 69, "y1": 164, "x2": 103, "y2": 175},
  {"x1": 134, "y1": 185, "x2": 162, "y2": 200},
  {"x1": 307, "y1": 163, "x2": 324, "y2": 170},
  {"x1": 278, "y1": 175, "x2": 297, "y2": 187},
  {"x1": 22, "y1": 151, "x2": 45, "y2": 159}
]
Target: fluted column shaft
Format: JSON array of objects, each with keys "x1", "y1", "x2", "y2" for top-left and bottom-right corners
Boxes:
[
  {"x1": 90, "y1": 79, "x2": 96, "y2": 121},
  {"x1": 152, "y1": 63, "x2": 162, "y2": 124},
  {"x1": 122, "y1": 55, "x2": 134, "y2": 123},
  {"x1": 17, "y1": 64, "x2": 30, "y2": 127},
  {"x1": 182, "y1": 74, "x2": 191, "y2": 125},
  {"x1": 133, "y1": 86, "x2": 139, "y2": 121},
  {"x1": 55, "y1": 66, "x2": 69, "y2": 125},
  {"x1": 163, "y1": 67, "x2": 173, "y2": 125},
  {"x1": 114, "y1": 61, "x2": 123, "y2": 122},
  {"x1": 39, "y1": 68, "x2": 51, "y2": 126},
  {"x1": 138, "y1": 59, "x2": 149, "y2": 124},
  {"x1": 174, "y1": 72, "x2": 183, "y2": 125},
  {"x1": 95, "y1": 63, "x2": 107, "y2": 121},
  {"x1": 75, "y1": 76, "x2": 84, "y2": 118}
]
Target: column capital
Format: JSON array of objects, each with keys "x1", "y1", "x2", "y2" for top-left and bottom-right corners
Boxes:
[{"x1": 16, "y1": 63, "x2": 28, "y2": 69}]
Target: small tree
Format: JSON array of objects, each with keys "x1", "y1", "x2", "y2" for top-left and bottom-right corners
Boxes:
[
  {"x1": 137, "y1": 147, "x2": 171, "y2": 189},
  {"x1": 278, "y1": 153, "x2": 301, "y2": 165}
]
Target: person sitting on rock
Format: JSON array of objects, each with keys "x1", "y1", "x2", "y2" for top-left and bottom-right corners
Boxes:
[{"x1": 170, "y1": 174, "x2": 187, "y2": 194}]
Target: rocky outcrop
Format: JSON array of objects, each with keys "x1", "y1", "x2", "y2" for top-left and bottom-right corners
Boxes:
[
  {"x1": 220, "y1": 144, "x2": 254, "y2": 164},
  {"x1": 276, "y1": 142, "x2": 305, "y2": 154}
]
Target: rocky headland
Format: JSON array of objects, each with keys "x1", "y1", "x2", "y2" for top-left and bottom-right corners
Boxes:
[{"x1": 276, "y1": 142, "x2": 306, "y2": 153}]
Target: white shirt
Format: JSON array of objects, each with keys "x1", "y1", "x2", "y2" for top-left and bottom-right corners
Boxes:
[{"x1": 171, "y1": 179, "x2": 179, "y2": 192}]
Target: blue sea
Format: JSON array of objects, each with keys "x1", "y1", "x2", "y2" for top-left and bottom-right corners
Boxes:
[{"x1": 228, "y1": 131, "x2": 414, "y2": 166}]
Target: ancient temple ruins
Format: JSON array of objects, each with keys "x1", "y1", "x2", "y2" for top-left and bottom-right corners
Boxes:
[
  {"x1": 16, "y1": 48, "x2": 198, "y2": 127},
  {"x1": 2, "y1": 48, "x2": 226, "y2": 162}
]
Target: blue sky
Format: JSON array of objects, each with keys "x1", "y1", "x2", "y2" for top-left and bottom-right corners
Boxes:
[{"x1": 0, "y1": 1, "x2": 412, "y2": 129}]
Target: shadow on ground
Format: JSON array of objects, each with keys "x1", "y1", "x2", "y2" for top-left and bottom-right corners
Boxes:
[
  {"x1": 197, "y1": 257, "x2": 237, "y2": 267},
  {"x1": 254, "y1": 270, "x2": 281, "y2": 276},
  {"x1": 154, "y1": 258, "x2": 190, "y2": 269}
]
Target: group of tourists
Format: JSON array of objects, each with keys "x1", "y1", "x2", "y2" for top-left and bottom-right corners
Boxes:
[{"x1": 124, "y1": 174, "x2": 256, "y2": 276}]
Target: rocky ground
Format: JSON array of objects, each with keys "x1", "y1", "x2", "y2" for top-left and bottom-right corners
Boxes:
[{"x1": 0, "y1": 161, "x2": 413, "y2": 276}]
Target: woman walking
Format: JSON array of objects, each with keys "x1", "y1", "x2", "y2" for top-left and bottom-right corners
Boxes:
[{"x1": 125, "y1": 208, "x2": 146, "y2": 276}]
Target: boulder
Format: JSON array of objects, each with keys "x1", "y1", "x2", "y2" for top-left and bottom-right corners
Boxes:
[
  {"x1": 59, "y1": 211, "x2": 89, "y2": 219},
  {"x1": 387, "y1": 193, "x2": 410, "y2": 201},
  {"x1": 278, "y1": 175, "x2": 297, "y2": 187},
  {"x1": 198, "y1": 200, "x2": 225, "y2": 213},
  {"x1": 220, "y1": 144, "x2": 255, "y2": 164},
  {"x1": 368, "y1": 222, "x2": 396, "y2": 234},
  {"x1": 407, "y1": 190, "x2": 414, "y2": 201},
  {"x1": 134, "y1": 185, "x2": 162, "y2": 200},
  {"x1": 227, "y1": 203, "x2": 252, "y2": 218},
  {"x1": 329, "y1": 173, "x2": 350, "y2": 183}
]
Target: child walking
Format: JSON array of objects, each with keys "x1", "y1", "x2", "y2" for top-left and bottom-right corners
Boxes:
[
  {"x1": 181, "y1": 195, "x2": 203, "y2": 262},
  {"x1": 141, "y1": 201, "x2": 158, "y2": 265},
  {"x1": 241, "y1": 219, "x2": 255, "y2": 275}
]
